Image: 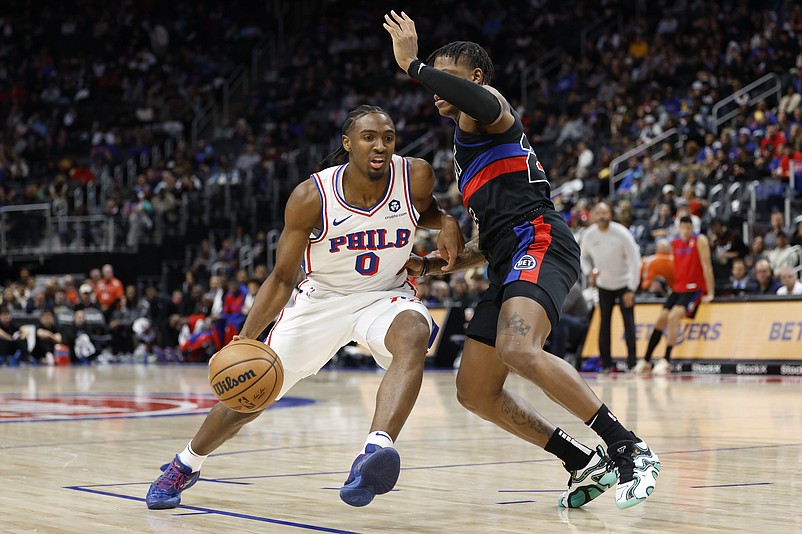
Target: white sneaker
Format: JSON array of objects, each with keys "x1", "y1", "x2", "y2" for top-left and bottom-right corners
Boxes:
[
  {"x1": 633, "y1": 360, "x2": 652, "y2": 374},
  {"x1": 557, "y1": 445, "x2": 617, "y2": 508},
  {"x1": 609, "y1": 439, "x2": 660, "y2": 509},
  {"x1": 651, "y1": 359, "x2": 670, "y2": 375}
]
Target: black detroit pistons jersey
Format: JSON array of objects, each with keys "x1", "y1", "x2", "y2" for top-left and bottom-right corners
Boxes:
[
  {"x1": 453, "y1": 109, "x2": 553, "y2": 251},
  {"x1": 303, "y1": 154, "x2": 419, "y2": 295}
]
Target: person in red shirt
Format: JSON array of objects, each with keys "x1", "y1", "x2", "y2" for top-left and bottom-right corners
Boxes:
[
  {"x1": 637, "y1": 217, "x2": 715, "y2": 375},
  {"x1": 95, "y1": 264, "x2": 124, "y2": 320},
  {"x1": 760, "y1": 124, "x2": 786, "y2": 159},
  {"x1": 772, "y1": 144, "x2": 802, "y2": 182},
  {"x1": 221, "y1": 278, "x2": 246, "y2": 344}
]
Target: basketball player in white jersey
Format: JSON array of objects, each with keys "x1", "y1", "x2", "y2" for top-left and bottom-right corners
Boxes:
[{"x1": 146, "y1": 105, "x2": 464, "y2": 510}]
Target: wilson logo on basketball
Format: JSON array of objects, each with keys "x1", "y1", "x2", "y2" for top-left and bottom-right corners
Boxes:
[{"x1": 212, "y1": 369, "x2": 257, "y2": 396}]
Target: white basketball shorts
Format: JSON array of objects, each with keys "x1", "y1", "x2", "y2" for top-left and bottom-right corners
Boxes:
[{"x1": 264, "y1": 284, "x2": 433, "y2": 399}]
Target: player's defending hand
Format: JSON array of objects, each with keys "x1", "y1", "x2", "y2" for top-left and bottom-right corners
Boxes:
[
  {"x1": 702, "y1": 293, "x2": 714, "y2": 303},
  {"x1": 383, "y1": 10, "x2": 419, "y2": 73},
  {"x1": 398, "y1": 254, "x2": 428, "y2": 277},
  {"x1": 437, "y1": 214, "x2": 465, "y2": 271}
]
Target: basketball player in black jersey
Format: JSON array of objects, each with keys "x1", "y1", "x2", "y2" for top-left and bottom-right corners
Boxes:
[{"x1": 385, "y1": 11, "x2": 659, "y2": 509}]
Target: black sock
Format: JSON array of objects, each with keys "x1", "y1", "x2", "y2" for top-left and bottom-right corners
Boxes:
[
  {"x1": 544, "y1": 427, "x2": 595, "y2": 471},
  {"x1": 586, "y1": 404, "x2": 636, "y2": 447},
  {"x1": 664, "y1": 345, "x2": 672, "y2": 361},
  {"x1": 644, "y1": 329, "x2": 663, "y2": 361}
]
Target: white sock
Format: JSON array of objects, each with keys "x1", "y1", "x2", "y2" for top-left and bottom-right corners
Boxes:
[
  {"x1": 177, "y1": 441, "x2": 208, "y2": 472},
  {"x1": 361, "y1": 431, "x2": 394, "y2": 453}
]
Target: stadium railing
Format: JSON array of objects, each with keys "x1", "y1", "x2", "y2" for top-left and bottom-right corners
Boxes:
[{"x1": 710, "y1": 73, "x2": 782, "y2": 134}]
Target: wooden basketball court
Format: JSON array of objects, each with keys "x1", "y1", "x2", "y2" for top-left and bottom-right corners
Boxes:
[{"x1": 1, "y1": 364, "x2": 800, "y2": 533}]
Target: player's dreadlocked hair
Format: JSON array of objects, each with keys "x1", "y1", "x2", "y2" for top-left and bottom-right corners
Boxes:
[
  {"x1": 321, "y1": 105, "x2": 392, "y2": 166},
  {"x1": 426, "y1": 41, "x2": 495, "y2": 85}
]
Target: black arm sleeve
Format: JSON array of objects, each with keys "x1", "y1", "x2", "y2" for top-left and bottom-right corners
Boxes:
[{"x1": 408, "y1": 59, "x2": 503, "y2": 125}]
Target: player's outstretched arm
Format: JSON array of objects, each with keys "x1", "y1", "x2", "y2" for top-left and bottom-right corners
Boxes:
[
  {"x1": 429, "y1": 238, "x2": 486, "y2": 275},
  {"x1": 383, "y1": 10, "x2": 511, "y2": 131},
  {"x1": 238, "y1": 179, "x2": 321, "y2": 339},
  {"x1": 407, "y1": 157, "x2": 464, "y2": 270},
  {"x1": 402, "y1": 238, "x2": 486, "y2": 277}
]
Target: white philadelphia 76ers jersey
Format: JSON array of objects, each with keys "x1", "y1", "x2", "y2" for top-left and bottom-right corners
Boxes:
[{"x1": 303, "y1": 154, "x2": 420, "y2": 295}]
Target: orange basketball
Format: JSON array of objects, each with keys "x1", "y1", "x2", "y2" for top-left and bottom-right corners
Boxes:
[{"x1": 209, "y1": 339, "x2": 284, "y2": 413}]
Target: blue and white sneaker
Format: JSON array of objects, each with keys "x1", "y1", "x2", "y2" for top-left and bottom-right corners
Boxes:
[
  {"x1": 609, "y1": 438, "x2": 660, "y2": 509},
  {"x1": 146, "y1": 455, "x2": 200, "y2": 510},
  {"x1": 558, "y1": 445, "x2": 618, "y2": 508},
  {"x1": 339, "y1": 444, "x2": 401, "y2": 507}
]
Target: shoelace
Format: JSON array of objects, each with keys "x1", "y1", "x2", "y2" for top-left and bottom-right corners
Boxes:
[
  {"x1": 607, "y1": 446, "x2": 635, "y2": 483},
  {"x1": 155, "y1": 464, "x2": 189, "y2": 491}
]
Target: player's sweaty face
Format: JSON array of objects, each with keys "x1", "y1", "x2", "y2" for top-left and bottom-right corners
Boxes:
[{"x1": 347, "y1": 113, "x2": 396, "y2": 181}]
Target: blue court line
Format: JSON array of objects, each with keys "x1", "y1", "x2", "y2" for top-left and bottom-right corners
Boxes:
[
  {"x1": 76, "y1": 458, "x2": 556, "y2": 490},
  {"x1": 690, "y1": 482, "x2": 773, "y2": 489},
  {"x1": 497, "y1": 500, "x2": 536, "y2": 505},
  {"x1": 72, "y1": 441, "x2": 802, "y2": 491},
  {"x1": 65, "y1": 486, "x2": 360, "y2": 534}
]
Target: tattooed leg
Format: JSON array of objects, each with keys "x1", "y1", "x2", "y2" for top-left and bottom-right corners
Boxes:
[
  {"x1": 495, "y1": 297, "x2": 602, "y2": 421},
  {"x1": 499, "y1": 390, "x2": 555, "y2": 446},
  {"x1": 456, "y1": 337, "x2": 554, "y2": 447}
]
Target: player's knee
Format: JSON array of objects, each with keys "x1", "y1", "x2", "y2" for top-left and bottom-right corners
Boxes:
[
  {"x1": 456, "y1": 388, "x2": 482, "y2": 414},
  {"x1": 497, "y1": 344, "x2": 545, "y2": 376},
  {"x1": 386, "y1": 312, "x2": 430, "y2": 363},
  {"x1": 668, "y1": 308, "x2": 685, "y2": 322},
  {"x1": 455, "y1": 376, "x2": 495, "y2": 415}
]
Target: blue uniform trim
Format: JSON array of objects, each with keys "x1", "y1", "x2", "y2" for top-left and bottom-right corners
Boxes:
[
  {"x1": 308, "y1": 171, "x2": 331, "y2": 244},
  {"x1": 458, "y1": 142, "x2": 527, "y2": 191},
  {"x1": 334, "y1": 162, "x2": 393, "y2": 215},
  {"x1": 503, "y1": 222, "x2": 535, "y2": 285},
  {"x1": 454, "y1": 133, "x2": 493, "y2": 148}
]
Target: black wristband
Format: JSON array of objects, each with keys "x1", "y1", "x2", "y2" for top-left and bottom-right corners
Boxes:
[
  {"x1": 406, "y1": 59, "x2": 502, "y2": 125},
  {"x1": 407, "y1": 59, "x2": 425, "y2": 78},
  {"x1": 420, "y1": 256, "x2": 429, "y2": 277}
]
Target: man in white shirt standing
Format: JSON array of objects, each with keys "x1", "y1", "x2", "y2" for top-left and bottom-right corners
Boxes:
[{"x1": 580, "y1": 201, "x2": 642, "y2": 372}]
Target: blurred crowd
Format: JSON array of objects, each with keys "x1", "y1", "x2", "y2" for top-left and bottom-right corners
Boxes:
[
  {"x1": 0, "y1": 0, "x2": 270, "y2": 249},
  {"x1": 0, "y1": 258, "x2": 268, "y2": 365},
  {"x1": 3, "y1": 1, "x2": 802, "y2": 366}
]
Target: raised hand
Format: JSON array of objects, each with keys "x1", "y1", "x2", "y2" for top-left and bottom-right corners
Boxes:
[{"x1": 382, "y1": 10, "x2": 419, "y2": 73}]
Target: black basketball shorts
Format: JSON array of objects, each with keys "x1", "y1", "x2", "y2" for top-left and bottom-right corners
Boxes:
[
  {"x1": 663, "y1": 290, "x2": 703, "y2": 318},
  {"x1": 466, "y1": 209, "x2": 581, "y2": 347}
]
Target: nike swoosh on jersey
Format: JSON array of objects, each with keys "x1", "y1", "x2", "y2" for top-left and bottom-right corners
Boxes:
[{"x1": 332, "y1": 215, "x2": 353, "y2": 226}]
